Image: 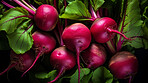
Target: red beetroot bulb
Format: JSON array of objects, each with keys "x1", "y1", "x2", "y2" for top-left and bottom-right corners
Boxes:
[
  {"x1": 34, "y1": 4, "x2": 58, "y2": 31},
  {"x1": 62, "y1": 23, "x2": 91, "y2": 83},
  {"x1": 21, "y1": 31, "x2": 56, "y2": 77},
  {"x1": 81, "y1": 43, "x2": 106, "y2": 69},
  {"x1": 90, "y1": 17, "x2": 130, "y2": 43},
  {"x1": 62, "y1": 23, "x2": 91, "y2": 52},
  {"x1": 0, "y1": 50, "x2": 35, "y2": 76},
  {"x1": 109, "y1": 51, "x2": 138, "y2": 80},
  {"x1": 32, "y1": 31, "x2": 56, "y2": 54},
  {"x1": 49, "y1": 46, "x2": 76, "y2": 83}
]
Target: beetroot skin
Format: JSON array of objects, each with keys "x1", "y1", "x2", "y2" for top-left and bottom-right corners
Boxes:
[
  {"x1": 10, "y1": 50, "x2": 35, "y2": 72},
  {"x1": 50, "y1": 46, "x2": 76, "y2": 71},
  {"x1": 90, "y1": 17, "x2": 117, "y2": 43},
  {"x1": 0, "y1": 50, "x2": 35, "y2": 76},
  {"x1": 81, "y1": 43, "x2": 106, "y2": 69},
  {"x1": 49, "y1": 46, "x2": 76, "y2": 83},
  {"x1": 34, "y1": 4, "x2": 58, "y2": 31},
  {"x1": 62, "y1": 23, "x2": 91, "y2": 52},
  {"x1": 21, "y1": 31, "x2": 56, "y2": 77},
  {"x1": 109, "y1": 51, "x2": 138, "y2": 79},
  {"x1": 62, "y1": 23, "x2": 91, "y2": 83},
  {"x1": 32, "y1": 31, "x2": 56, "y2": 54}
]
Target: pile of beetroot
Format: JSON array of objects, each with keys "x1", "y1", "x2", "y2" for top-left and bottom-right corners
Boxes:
[{"x1": 0, "y1": 0, "x2": 140, "y2": 83}]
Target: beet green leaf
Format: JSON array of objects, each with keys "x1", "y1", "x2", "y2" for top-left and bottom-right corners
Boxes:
[
  {"x1": 0, "y1": 7, "x2": 29, "y2": 34},
  {"x1": 35, "y1": 70, "x2": 57, "y2": 79},
  {"x1": 90, "y1": 0, "x2": 105, "y2": 12},
  {"x1": 117, "y1": 0, "x2": 143, "y2": 49},
  {"x1": 70, "y1": 68, "x2": 90, "y2": 83},
  {"x1": 92, "y1": 66, "x2": 114, "y2": 83},
  {"x1": 7, "y1": 20, "x2": 33, "y2": 54},
  {"x1": 59, "y1": 1, "x2": 91, "y2": 20}
]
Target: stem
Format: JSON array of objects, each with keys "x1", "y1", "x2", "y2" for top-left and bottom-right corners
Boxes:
[
  {"x1": 106, "y1": 40, "x2": 116, "y2": 54},
  {"x1": 64, "y1": 0, "x2": 67, "y2": 27},
  {"x1": 2, "y1": 15, "x2": 33, "y2": 25},
  {"x1": 54, "y1": 0, "x2": 64, "y2": 46},
  {"x1": 107, "y1": 28, "x2": 131, "y2": 40},
  {"x1": 90, "y1": 5, "x2": 97, "y2": 20},
  {"x1": 98, "y1": 8, "x2": 103, "y2": 18},
  {"x1": 0, "y1": 63, "x2": 17, "y2": 75},
  {"x1": 54, "y1": 0, "x2": 57, "y2": 9},
  {"x1": 25, "y1": 0, "x2": 37, "y2": 10},
  {"x1": 54, "y1": 29, "x2": 61, "y2": 45},
  {"x1": 104, "y1": 8, "x2": 108, "y2": 17},
  {"x1": 128, "y1": 75, "x2": 132, "y2": 83},
  {"x1": 1, "y1": 0, "x2": 15, "y2": 8},
  {"x1": 76, "y1": 47, "x2": 80, "y2": 83},
  {"x1": 117, "y1": 37, "x2": 124, "y2": 52},
  {"x1": 117, "y1": 2, "x2": 128, "y2": 51},
  {"x1": 48, "y1": 67, "x2": 64, "y2": 83},
  {"x1": 13, "y1": 0, "x2": 35, "y2": 15},
  {"x1": 96, "y1": 9, "x2": 101, "y2": 18},
  {"x1": 21, "y1": 49, "x2": 45, "y2": 77},
  {"x1": 21, "y1": 0, "x2": 36, "y2": 11}
]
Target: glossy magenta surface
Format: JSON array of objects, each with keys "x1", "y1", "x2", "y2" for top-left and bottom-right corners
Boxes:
[
  {"x1": 109, "y1": 51, "x2": 138, "y2": 79},
  {"x1": 81, "y1": 43, "x2": 106, "y2": 69},
  {"x1": 32, "y1": 31, "x2": 56, "y2": 54},
  {"x1": 90, "y1": 17, "x2": 117, "y2": 43},
  {"x1": 50, "y1": 46, "x2": 76, "y2": 70},
  {"x1": 62, "y1": 23, "x2": 91, "y2": 52},
  {"x1": 34, "y1": 4, "x2": 58, "y2": 31},
  {"x1": 10, "y1": 50, "x2": 35, "y2": 72}
]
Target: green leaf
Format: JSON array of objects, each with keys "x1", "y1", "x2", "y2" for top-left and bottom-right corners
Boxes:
[
  {"x1": 81, "y1": 71, "x2": 93, "y2": 83},
  {"x1": 142, "y1": 19, "x2": 148, "y2": 49},
  {"x1": 59, "y1": 1, "x2": 91, "y2": 20},
  {"x1": 118, "y1": 0, "x2": 144, "y2": 48},
  {"x1": 33, "y1": 0, "x2": 53, "y2": 6},
  {"x1": 101, "y1": 0, "x2": 116, "y2": 8},
  {"x1": 7, "y1": 20, "x2": 33, "y2": 54},
  {"x1": 33, "y1": 0, "x2": 45, "y2": 5},
  {"x1": 90, "y1": 0, "x2": 105, "y2": 12},
  {"x1": 35, "y1": 70, "x2": 57, "y2": 79},
  {"x1": 0, "y1": 4, "x2": 5, "y2": 18},
  {"x1": 143, "y1": 6, "x2": 148, "y2": 19},
  {"x1": 66, "y1": 0, "x2": 75, "y2": 3},
  {"x1": 92, "y1": 66, "x2": 113, "y2": 83},
  {"x1": 143, "y1": 39, "x2": 148, "y2": 49},
  {"x1": 140, "y1": 0, "x2": 148, "y2": 11},
  {"x1": 0, "y1": 7, "x2": 29, "y2": 34},
  {"x1": 70, "y1": 68, "x2": 90, "y2": 83},
  {"x1": 143, "y1": 19, "x2": 148, "y2": 39}
]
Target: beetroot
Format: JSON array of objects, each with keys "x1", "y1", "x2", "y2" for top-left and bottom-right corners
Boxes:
[
  {"x1": 109, "y1": 51, "x2": 138, "y2": 82},
  {"x1": 0, "y1": 50, "x2": 35, "y2": 76},
  {"x1": 34, "y1": 4, "x2": 58, "y2": 31},
  {"x1": 21, "y1": 31, "x2": 56, "y2": 77},
  {"x1": 81, "y1": 43, "x2": 106, "y2": 69},
  {"x1": 49, "y1": 46, "x2": 76, "y2": 83},
  {"x1": 62, "y1": 23, "x2": 91, "y2": 83},
  {"x1": 90, "y1": 17, "x2": 130, "y2": 43},
  {"x1": 32, "y1": 31, "x2": 56, "y2": 54}
]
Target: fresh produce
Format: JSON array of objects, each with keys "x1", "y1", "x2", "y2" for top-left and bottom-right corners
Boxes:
[
  {"x1": 109, "y1": 51, "x2": 138, "y2": 83},
  {"x1": 0, "y1": 50, "x2": 35, "y2": 76},
  {"x1": 90, "y1": 17, "x2": 130, "y2": 43},
  {"x1": 34, "y1": 4, "x2": 58, "y2": 31},
  {"x1": 62, "y1": 23, "x2": 91, "y2": 83},
  {"x1": 81, "y1": 43, "x2": 106, "y2": 69},
  {"x1": 0, "y1": 0, "x2": 147, "y2": 83},
  {"x1": 21, "y1": 31, "x2": 56, "y2": 77},
  {"x1": 49, "y1": 46, "x2": 76, "y2": 83}
]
